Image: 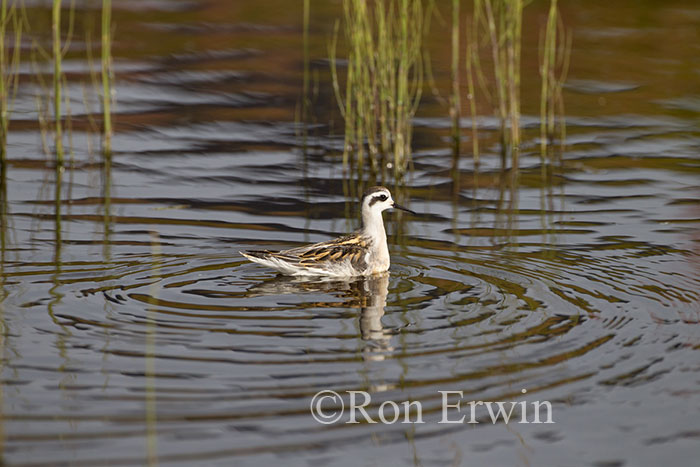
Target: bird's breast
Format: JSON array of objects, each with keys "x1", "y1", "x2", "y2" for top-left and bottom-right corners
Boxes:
[{"x1": 367, "y1": 246, "x2": 390, "y2": 274}]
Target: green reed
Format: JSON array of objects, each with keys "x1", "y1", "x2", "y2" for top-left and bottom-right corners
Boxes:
[
  {"x1": 330, "y1": 0, "x2": 426, "y2": 180},
  {"x1": 52, "y1": 0, "x2": 64, "y2": 163},
  {"x1": 29, "y1": 0, "x2": 75, "y2": 164},
  {"x1": 101, "y1": 0, "x2": 114, "y2": 258},
  {"x1": 449, "y1": 0, "x2": 460, "y2": 155},
  {"x1": 24, "y1": 0, "x2": 111, "y2": 163},
  {"x1": 465, "y1": 0, "x2": 523, "y2": 166},
  {"x1": 0, "y1": 0, "x2": 22, "y2": 164},
  {"x1": 299, "y1": 0, "x2": 309, "y2": 143},
  {"x1": 539, "y1": 0, "x2": 570, "y2": 163},
  {"x1": 101, "y1": 0, "x2": 112, "y2": 155},
  {"x1": 464, "y1": 0, "x2": 480, "y2": 164}
]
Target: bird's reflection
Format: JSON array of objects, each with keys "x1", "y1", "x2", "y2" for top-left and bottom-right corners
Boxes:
[
  {"x1": 246, "y1": 273, "x2": 393, "y2": 355},
  {"x1": 357, "y1": 273, "x2": 392, "y2": 357}
]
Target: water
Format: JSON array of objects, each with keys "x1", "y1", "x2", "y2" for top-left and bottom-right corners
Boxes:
[{"x1": 1, "y1": 1, "x2": 699, "y2": 466}]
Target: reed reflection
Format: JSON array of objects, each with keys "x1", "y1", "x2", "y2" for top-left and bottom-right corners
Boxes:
[
  {"x1": 0, "y1": 161, "x2": 7, "y2": 265},
  {"x1": 49, "y1": 164, "x2": 64, "y2": 323},
  {"x1": 48, "y1": 162, "x2": 76, "y2": 404},
  {"x1": 0, "y1": 160, "x2": 7, "y2": 457},
  {"x1": 146, "y1": 231, "x2": 160, "y2": 466},
  {"x1": 102, "y1": 149, "x2": 112, "y2": 259},
  {"x1": 493, "y1": 167, "x2": 519, "y2": 246}
]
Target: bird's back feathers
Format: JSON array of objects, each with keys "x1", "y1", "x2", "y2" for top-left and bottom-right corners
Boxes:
[{"x1": 241, "y1": 232, "x2": 372, "y2": 276}]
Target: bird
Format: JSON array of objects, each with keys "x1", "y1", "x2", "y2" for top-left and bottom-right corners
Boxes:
[{"x1": 241, "y1": 186, "x2": 414, "y2": 277}]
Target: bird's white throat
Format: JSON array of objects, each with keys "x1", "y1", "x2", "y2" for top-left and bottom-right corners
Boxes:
[{"x1": 362, "y1": 208, "x2": 387, "y2": 243}]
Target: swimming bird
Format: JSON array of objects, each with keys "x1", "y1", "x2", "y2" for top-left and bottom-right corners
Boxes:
[{"x1": 241, "y1": 186, "x2": 414, "y2": 277}]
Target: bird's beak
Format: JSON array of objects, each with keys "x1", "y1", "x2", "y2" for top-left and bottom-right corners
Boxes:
[{"x1": 392, "y1": 202, "x2": 416, "y2": 215}]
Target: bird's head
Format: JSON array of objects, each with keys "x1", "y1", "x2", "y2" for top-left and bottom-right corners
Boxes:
[{"x1": 361, "y1": 186, "x2": 415, "y2": 216}]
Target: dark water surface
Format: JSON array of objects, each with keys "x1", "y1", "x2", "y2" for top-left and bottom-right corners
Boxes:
[{"x1": 1, "y1": 1, "x2": 699, "y2": 466}]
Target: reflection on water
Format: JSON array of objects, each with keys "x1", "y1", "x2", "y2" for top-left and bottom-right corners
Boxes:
[
  {"x1": 358, "y1": 274, "x2": 391, "y2": 350},
  {"x1": 0, "y1": 0, "x2": 698, "y2": 466},
  {"x1": 0, "y1": 161, "x2": 6, "y2": 460},
  {"x1": 146, "y1": 231, "x2": 160, "y2": 467},
  {"x1": 249, "y1": 273, "x2": 393, "y2": 357}
]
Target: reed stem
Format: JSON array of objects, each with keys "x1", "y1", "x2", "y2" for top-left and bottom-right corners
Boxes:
[
  {"x1": 331, "y1": 0, "x2": 424, "y2": 180},
  {"x1": 465, "y1": 0, "x2": 481, "y2": 164},
  {"x1": 539, "y1": 0, "x2": 570, "y2": 164},
  {"x1": 0, "y1": 0, "x2": 7, "y2": 164},
  {"x1": 0, "y1": 0, "x2": 22, "y2": 164},
  {"x1": 450, "y1": 0, "x2": 461, "y2": 156},
  {"x1": 101, "y1": 0, "x2": 112, "y2": 155},
  {"x1": 467, "y1": 0, "x2": 523, "y2": 167},
  {"x1": 52, "y1": 0, "x2": 63, "y2": 164}
]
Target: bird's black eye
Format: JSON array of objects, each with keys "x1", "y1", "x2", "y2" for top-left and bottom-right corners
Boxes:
[{"x1": 378, "y1": 194, "x2": 388, "y2": 202}]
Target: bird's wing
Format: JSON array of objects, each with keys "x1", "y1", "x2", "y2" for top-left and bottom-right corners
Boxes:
[{"x1": 284, "y1": 233, "x2": 370, "y2": 271}]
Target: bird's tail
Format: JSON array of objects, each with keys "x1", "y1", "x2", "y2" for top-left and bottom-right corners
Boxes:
[
  {"x1": 240, "y1": 250, "x2": 272, "y2": 261},
  {"x1": 240, "y1": 250, "x2": 304, "y2": 275}
]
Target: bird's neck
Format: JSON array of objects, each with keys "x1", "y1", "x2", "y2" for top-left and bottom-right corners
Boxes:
[{"x1": 362, "y1": 210, "x2": 386, "y2": 242}]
